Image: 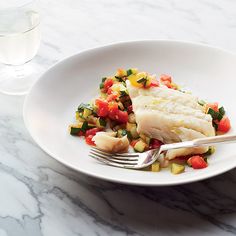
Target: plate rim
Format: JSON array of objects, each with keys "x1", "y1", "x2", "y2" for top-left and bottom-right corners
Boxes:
[{"x1": 23, "y1": 39, "x2": 236, "y2": 186}]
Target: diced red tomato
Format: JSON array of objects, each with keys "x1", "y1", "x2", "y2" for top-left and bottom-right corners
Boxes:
[
  {"x1": 161, "y1": 80, "x2": 172, "y2": 88},
  {"x1": 160, "y1": 74, "x2": 172, "y2": 83},
  {"x1": 106, "y1": 93, "x2": 118, "y2": 102},
  {"x1": 116, "y1": 110, "x2": 128, "y2": 123},
  {"x1": 150, "y1": 79, "x2": 159, "y2": 87},
  {"x1": 95, "y1": 99, "x2": 109, "y2": 117},
  {"x1": 127, "y1": 105, "x2": 133, "y2": 114},
  {"x1": 108, "y1": 102, "x2": 128, "y2": 123},
  {"x1": 108, "y1": 102, "x2": 119, "y2": 118},
  {"x1": 107, "y1": 87, "x2": 113, "y2": 95},
  {"x1": 85, "y1": 135, "x2": 95, "y2": 146},
  {"x1": 104, "y1": 78, "x2": 114, "y2": 92},
  {"x1": 187, "y1": 155, "x2": 208, "y2": 169},
  {"x1": 160, "y1": 74, "x2": 172, "y2": 88},
  {"x1": 217, "y1": 116, "x2": 231, "y2": 133},
  {"x1": 149, "y1": 139, "x2": 163, "y2": 149},
  {"x1": 85, "y1": 128, "x2": 101, "y2": 137},
  {"x1": 130, "y1": 140, "x2": 138, "y2": 147},
  {"x1": 206, "y1": 102, "x2": 219, "y2": 112}
]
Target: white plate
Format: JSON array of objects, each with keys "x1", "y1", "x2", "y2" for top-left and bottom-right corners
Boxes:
[{"x1": 23, "y1": 40, "x2": 236, "y2": 186}]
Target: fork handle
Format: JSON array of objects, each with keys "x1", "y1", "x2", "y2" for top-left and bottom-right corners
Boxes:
[{"x1": 160, "y1": 134, "x2": 236, "y2": 151}]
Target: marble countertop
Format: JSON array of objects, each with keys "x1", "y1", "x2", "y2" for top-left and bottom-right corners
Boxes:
[{"x1": 1, "y1": 0, "x2": 236, "y2": 235}]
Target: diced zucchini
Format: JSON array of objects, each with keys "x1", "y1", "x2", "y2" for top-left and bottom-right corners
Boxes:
[
  {"x1": 207, "y1": 108, "x2": 221, "y2": 120},
  {"x1": 130, "y1": 126, "x2": 139, "y2": 139},
  {"x1": 151, "y1": 162, "x2": 160, "y2": 172},
  {"x1": 75, "y1": 111, "x2": 79, "y2": 120},
  {"x1": 78, "y1": 103, "x2": 93, "y2": 112},
  {"x1": 128, "y1": 113, "x2": 136, "y2": 123},
  {"x1": 171, "y1": 163, "x2": 185, "y2": 175},
  {"x1": 126, "y1": 69, "x2": 133, "y2": 76},
  {"x1": 81, "y1": 121, "x2": 88, "y2": 131},
  {"x1": 134, "y1": 140, "x2": 146, "y2": 152},
  {"x1": 70, "y1": 127, "x2": 81, "y2": 135},
  {"x1": 204, "y1": 146, "x2": 215, "y2": 156},
  {"x1": 75, "y1": 111, "x2": 84, "y2": 121},
  {"x1": 69, "y1": 122, "x2": 83, "y2": 135},
  {"x1": 219, "y1": 106, "x2": 225, "y2": 116},
  {"x1": 87, "y1": 115, "x2": 97, "y2": 124},
  {"x1": 75, "y1": 111, "x2": 85, "y2": 121},
  {"x1": 126, "y1": 122, "x2": 136, "y2": 131},
  {"x1": 99, "y1": 83, "x2": 104, "y2": 89},
  {"x1": 97, "y1": 118, "x2": 106, "y2": 128},
  {"x1": 83, "y1": 108, "x2": 93, "y2": 119},
  {"x1": 117, "y1": 129, "x2": 127, "y2": 138},
  {"x1": 127, "y1": 68, "x2": 138, "y2": 76},
  {"x1": 140, "y1": 134, "x2": 151, "y2": 145}
]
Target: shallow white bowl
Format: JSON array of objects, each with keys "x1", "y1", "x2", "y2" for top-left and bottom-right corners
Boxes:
[{"x1": 24, "y1": 40, "x2": 236, "y2": 186}]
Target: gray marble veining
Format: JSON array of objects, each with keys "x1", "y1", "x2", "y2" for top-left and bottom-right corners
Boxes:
[{"x1": 0, "y1": 0, "x2": 236, "y2": 235}]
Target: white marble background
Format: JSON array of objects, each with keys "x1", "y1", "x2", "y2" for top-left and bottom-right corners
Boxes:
[{"x1": 0, "y1": 0, "x2": 236, "y2": 235}]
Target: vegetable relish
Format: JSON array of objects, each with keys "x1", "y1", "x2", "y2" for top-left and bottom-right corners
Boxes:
[{"x1": 69, "y1": 68, "x2": 231, "y2": 174}]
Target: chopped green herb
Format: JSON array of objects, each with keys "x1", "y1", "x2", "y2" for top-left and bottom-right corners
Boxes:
[
  {"x1": 102, "y1": 77, "x2": 107, "y2": 82},
  {"x1": 219, "y1": 106, "x2": 225, "y2": 116},
  {"x1": 126, "y1": 69, "x2": 133, "y2": 76},
  {"x1": 70, "y1": 127, "x2": 81, "y2": 135}
]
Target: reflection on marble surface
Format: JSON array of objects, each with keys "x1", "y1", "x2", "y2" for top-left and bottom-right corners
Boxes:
[{"x1": 0, "y1": 0, "x2": 236, "y2": 235}]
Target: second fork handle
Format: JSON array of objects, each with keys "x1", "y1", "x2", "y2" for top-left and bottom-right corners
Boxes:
[{"x1": 160, "y1": 134, "x2": 236, "y2": 152}]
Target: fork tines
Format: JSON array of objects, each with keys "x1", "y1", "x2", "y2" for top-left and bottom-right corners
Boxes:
[{"x1": 89, "y1": 147, "x2": 139, "y2": 168}]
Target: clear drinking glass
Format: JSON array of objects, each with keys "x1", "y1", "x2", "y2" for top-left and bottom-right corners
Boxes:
[{"x1": 0, "y1": 0, "x2": 41, "y2": 95}]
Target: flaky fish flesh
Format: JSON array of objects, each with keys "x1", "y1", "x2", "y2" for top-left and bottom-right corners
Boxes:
[{"x1": 126, "y1": 81, "x2": 215, "y2": 159}]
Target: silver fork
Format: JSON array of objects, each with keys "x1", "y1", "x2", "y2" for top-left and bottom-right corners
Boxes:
[{"x1": 89, "y1": 134, "x2": 236, "y2": 169}]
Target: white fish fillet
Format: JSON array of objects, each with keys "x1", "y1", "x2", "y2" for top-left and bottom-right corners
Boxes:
[
  {"x1": 92, "y1": 132, "x2": 129, "y2": 153},
  {"x1": 126, "y1": 81, "x2": 215, "y2": 159}
]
